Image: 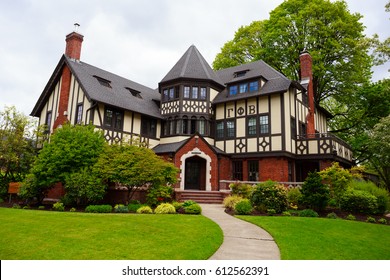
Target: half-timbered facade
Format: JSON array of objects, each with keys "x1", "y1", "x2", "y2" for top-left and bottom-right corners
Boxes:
[{"x1": 31, "y1": 30, "x2": 353, "y2": 198}]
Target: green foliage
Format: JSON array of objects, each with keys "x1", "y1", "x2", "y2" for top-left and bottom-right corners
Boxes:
[
  {"x1": 319, "y1": 162, "x2": 352, "y2": 204},
  {"x1": 286, "y1": 187, "x2": 302, "y2": 207},
  {"x1": 85, "y1": 204, "x2": 112, "y2": 213},
  {"x1": 12, "y1": 203, "x2": 21, "y2": 209},
  {"x1": 250, "y1": 180, "x2": 288, "y2": 213},
  {"x1": 282, "y1": 211, "x2": 292, "y2": 216},
  {"x1": 172, "y1": 201, "x2": 183, "y2": 211},
  {"x1": 223, "y1": 195, "x2": 244, "y2": 210},
  {"x1": 182, "y1": 200, "x2": 197, "y2": 208},
  {"x1": 114, "y1": 204, "x2": 129, "y2": 213},
  {"x1": 69, "y1": 207, "x2": 76, "y2": 212},
  {"x1": 52, "y1": 202, "x2": 64, "y2": 212},
  {"x1": 154, "y1": 203, "x2": 176, "y2": 214},
  {"x1": 366, "y1": 216, "x2": 376, "y2": 223},
  {"x1": 349, "y1": 180, "x2": 390, "y2": 214},
  {"x1": 267, "y1": 209, "x2": 277, "y2": 216},
  {"x1": 127, "y1": 203, "x2": 144, "y2": 213},
  {"x1": 378, "y1": 218, "x2": 387, "y2": 225},
  {"x1": 229, "y1": 182, "x2": 253, "y2": 198},
  {"x1": 23, "y1": 205, "x2": 30, "y2": 209},
  {"x1": 38, "y1": 206, "x2": 45, "y2": 210},
  {"x1": 234, "y1": 199, "x2": 253, "y2": 215},
  {"x1": 94, "y1": 143, "x2": 178, "y2": 204},
  {"x1": 63, "y1": 167, "x2": 106, "y2": 206},
  {"x1": 146, "y1": 185, "x2": 173, "y2": 208},
  {"x1": 340, "y1": 189, "x2": 378, "y2": 214},
  {"x1": 299, "y1": 209, "x2": 319, "y2": 218},
  {"x1": 136, "y1": 205, "x2": 153, "y2": 214},
  {"x1": 327, "y1": 212, "x2": 339, "y2": 219},
  {"x1": 346, "y1": 214, "x2": 356, "y2": 221},
  {"x1": 184, "y1": 204, "x2": 202, "y2": 215},
  {"x1": 300, "y1": 171, "x2": 330, "y2": 211}
]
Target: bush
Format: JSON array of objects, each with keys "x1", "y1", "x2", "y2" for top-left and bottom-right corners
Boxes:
[
  {"x1": 52, "y1": 202, "x2": 65, "y2": 211},
  {"x1": 128, "y1": 202, "x2": 143, "y2": 213},
  {"x1": 23, "y1": 205, "x2": 31, "y2": 209},
  {"x1": 154, "y1": 203, "x2": 176, "y2": 214},
  {"x1": 340, "y1": 189, "x2": 378, "y2": 214},
  {"x1": 12, "y1": 203, "x2": 21, "y2": 209},
  {"x1": 346, "y1": 214, "x2": 356, "y2": 221},
  {"x1": 366, "y1": 216, "x2": 376, "y2": 223},
  {"x1": 146, "y1": 184, "x2": 173, "y2": 207},
  {"x1": 229, "y1": 182, "x2": 253, "y2": 198},
  {"x1": 286, "y1": 187, "x2": 302, "y2": 207},
  {"x1": 38, "y1": 205, "x2": 45, "y2": 210},
  {"x1": 282, "y1": 211, "x2": 292, "y2": 216},
  {"x1": 234, "y1": 199, "x2": 253, "y2": 215},
  {"x1": 85, "y1": 204, "x2": 112, "y2": 213},
  {"x1": 114, "y1": 204, "x2": 129, "y2": 213},
  {"x1": 223, "y1": 195, "x2": 243, "y2": 210},
  {"x1": 172, "y1": 201, "x2": 183, "y2": 211},
  {"x1": 299, "y1": 209, "x2": 319, "y2": 217},
  {"x1": 326, "y1": 212, "x2": 338, "y2": 219},
  {"x1": 184, "y1": 204, "x2": 202, "y2": 215},
  {"x1": 69, "y1": 207, "x2": 76, "y2": 212},
  {"x1": 319, "y1": 162, "x2": 352, "y2": 203},
  {"x1": 349, "y1": 180, "x2": 390, "y2": 214},
  {"x1": 267, "y1": 209, "x2": 277, "y2": 216},
  {"x1": 182, "y1": 200, "x2": 197, "y2": 208},
  {"x1": 136, "y1": 205, "x2": 153, "y2": 214},
  {"x1": 378, "y1": 218, "x2": 387, "y2": 225},
  {"x1": 300, "y1": 171, "x2": 330, "y2": 211},
  {"x1": 250, "y1": 180, "x2": 288, "y2": 213}
]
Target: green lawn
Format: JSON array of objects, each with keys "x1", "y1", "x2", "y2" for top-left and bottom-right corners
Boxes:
[
  {"x1": 239, "y1": 215, "x2": 390, "y2": 260},
  {"x1": 0, "y1": 208, "x2": 223, "y2": 260}
]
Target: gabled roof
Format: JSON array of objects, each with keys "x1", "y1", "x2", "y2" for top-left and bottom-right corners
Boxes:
[
  {"x1": 213, "y1": 60, "x2": 296, "y2": 104},
  {"x1": 160, "y1": 45, "x2": 224, "y2": 87},
  {"x1": 31, "y1": 55, "x2": 162, "y2": 119}
]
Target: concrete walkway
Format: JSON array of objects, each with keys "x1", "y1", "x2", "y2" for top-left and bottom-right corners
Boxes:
[{"x1": 200, "y1": 204, "x2": 280, "y2": 260}]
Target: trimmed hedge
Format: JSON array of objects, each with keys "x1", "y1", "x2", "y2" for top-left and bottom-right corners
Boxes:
[
  {"x1": 85, "y1": 204, "x2": 112, "y2": 213},
  {"x1": 340, "y1": 189, "x2": 378, "y2": 214},
  {"x1": 184, "y1": 203, "x2": 202, "y2": 215}
]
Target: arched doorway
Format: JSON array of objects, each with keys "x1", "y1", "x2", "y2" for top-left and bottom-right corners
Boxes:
[{"x1": 185, "y1": 156, "x2": 206, "y2": 190}]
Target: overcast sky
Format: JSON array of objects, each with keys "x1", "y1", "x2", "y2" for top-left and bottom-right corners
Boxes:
[{"x1": 1, "y1": 0, "x2": 389, "y2": 116}]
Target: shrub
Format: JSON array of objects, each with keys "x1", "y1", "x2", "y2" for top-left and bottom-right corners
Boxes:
[
  {"x1": 349, "y1": 180, "x2": 390, "y2": 214},
  {"x1": 38, "y1": 205, "x2": 45, "y2": 210},
  {"x1": 326, "y1": 212, "x2": 338, "y2": 219},
  {"x1": 172, "y1": 201, "x2": 183, "y2": 211},
  {"x1": 366, "y1": 216, "x2": 376, "y2": 223},
  {"x1": 184, "y1": 204, "x2": 202, "y2": 215},
  {"x1": 250, "y1": 180, "x2": 288, "y2": 213},
  {"x1": 229, "y1": 182, "x2": 253, "y2": 198},
  {"x1": 146, "y1": 184, "x2": 173, "y2": 207},
  {"x1": 52, "y1": 202, "x2": 65, "y2": 212},
  {"x1": 286, "y1": 187, "x2": 302, "y2": 207},
  {"x1": 223, "y1": 195, "x2": 243, "y2": 210},
  {"x1": 128, "y1": 202, "x2": 143, "y2": 213},
  {"x1": 346, "y1": 214, "x2": 356, "y2": 221},
  {"x1": 154, "y1": 203, "x2": 176, "y2": 214},
  {"x1": 23, "y1": 205, "x2": 31, "y2": 209},
  {"x1": 136, "y1": 205, "x2": 153, "y2": 214},
  {"x1": 267, "y1": 209, "x2": 277, "y2": 216},
  {"x1": 69, "y1": 207, "x2": 76, "y2": 212},
  {"x1": 12, "y1": 203, "x2": 21, "y2": 209},
  {"x1": 234, "y1": 199, "x2": 253, "y2": 215},
  {"x1": 300, "y1": 171, "x2": 330, "y2": 211},
  {"x1": 378, "y1": 218, "x2": 387, "y2": 225},
  {"x1": 282, "y1": 211, "x2": 292, "y2": 216},
  {"x1": 182, "y1": 200, "x2": 197, "y2": 208},
  {"x1": 340, "y1": 189, "x2": 378, "y2": 214},
  {"x1": 319, "y1": 162, "x2": 352, "y2": 203},
  {"x1": 85, "y1": 204, "x2": 112, "y2": 213},
  {"x1": 299, "y1": 209, "x2": 319, "y2": 217},
  {"x1": 114, "y1": 204, "x2": 129, "y2": 213}
]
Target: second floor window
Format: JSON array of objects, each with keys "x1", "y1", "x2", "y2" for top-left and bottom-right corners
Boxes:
[
  {"x1": 104, "y1": 107, "x2": 123, "y2": 130},
  {"x1": 75, "y1": 104, "x2": 83, "y2": 124},
  {"x1": 141, "y1": 116, "x2": 157, "y2": 138},
  {"x1": 259, "y1": 115, "x2": 269, "y2": 134},
  {"x1": 247, "y1": 117, "x2": 257, "y2": 136}
]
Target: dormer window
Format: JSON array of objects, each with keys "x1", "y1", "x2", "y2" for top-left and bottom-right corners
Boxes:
[
  {"x1": 234, "y1": 69, "x2": 249, "y2": 78},
  {"x1": 94, "y1": 76, "x2": 111, "y2": 88},
  {"x1": 126, "y1": 87, "x2": 142, "y2": 99}
]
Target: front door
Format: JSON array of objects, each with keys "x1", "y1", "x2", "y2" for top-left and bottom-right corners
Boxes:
[{"x1": 185, "y1": 156, "x2": 206, "y2": 190}]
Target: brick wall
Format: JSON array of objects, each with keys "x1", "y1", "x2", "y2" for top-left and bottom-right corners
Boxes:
[
  {"x1": 53, "y1": 65, "x2": 71, "y2": 129},
  {"x1": 259, "y1": 157, "x2": 289, "y2": 182}
]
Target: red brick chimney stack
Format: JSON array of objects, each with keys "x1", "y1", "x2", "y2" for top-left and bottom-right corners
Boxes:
[
  {"x1": 299, "y1": 50, "x2": 316, "y2": 137},
  {"x1": 65, "y1": 23, "x2": 84, "y2": 60}
]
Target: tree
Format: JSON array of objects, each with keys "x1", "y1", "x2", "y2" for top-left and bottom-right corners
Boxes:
[
  {"x1": 367, "y1": 115, "x2": 390, "y2": 191},
  {"x1": 213, "y1": 0, "x2": 372, "y2": 106},
  {"x1": 0, "y1": 106, "x2": 38, "y2": 198},
  {"x1": 300, "y1": 171, "x2": 330, "y2": 211},
  {"x1": 20, "y1": 123, "x2": 106, "y2": 203},
  {"x1": 93, "y1": 143, "x2": 179, "y2": 204}
]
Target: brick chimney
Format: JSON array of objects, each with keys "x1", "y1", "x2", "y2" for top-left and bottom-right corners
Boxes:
[
  {"x1": 299, "y1": 50, "x2": 315, "y2": 137},
  {"x1": 65, "y1": 24, "x2": 84, "y2": 60}
]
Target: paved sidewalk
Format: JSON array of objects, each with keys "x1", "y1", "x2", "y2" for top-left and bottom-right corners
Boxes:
[{"x1": 200, "y1": 204, "x2": 280, "y2": 260}]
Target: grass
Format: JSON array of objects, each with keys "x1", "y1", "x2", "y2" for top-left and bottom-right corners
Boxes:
[
  {"x1": 238, "y1": 215, "x2": 390, "y2": 260},
  {"x1": 0, "y1": 208, "x2": 223, "y2": 260}
]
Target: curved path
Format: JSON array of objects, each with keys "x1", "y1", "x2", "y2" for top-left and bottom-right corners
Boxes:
[{"x1": 200, "y1": 204, "x2": 280, "y2": 260}]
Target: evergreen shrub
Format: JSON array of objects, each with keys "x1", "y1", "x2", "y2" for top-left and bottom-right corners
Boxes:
[
  {"x1": 229, "y1": 182, "x2": 253, "y2": 198},
  {"x1": 340, "y1": 189, "x2": 378, "y2": 214},
  {"x1": 52, "y1": 202, "x2": 65, "y2": 211},
  {"x1": 184, "y1": 204, "x2": 202, "y2": 215},
  {"x1": 154, "y1": 203, "x2": 176, "y2": 214},
  {"x1": 223, "y1": 195, "x2": 243, "y2": 210},
  {"x1": 136, "y1": 206, "x2": 153, "y2": 214},
  {"x1": 300, "y1": 171, "x2": 329, "y2": 211},
  {"x1": 234, "y1": 199, "x2": 253, "y2": 215},
  {"x1": 85, "y1": 204, "x2": 112, "y2": 213},
  {"x1": 114, "y1": 204, "x2": 129, "y2": 213},
  {"x1": 250, "y1": 180, "x2": 288, "y2": 213},
  {"x1": 299, "y1": 209, "x2": 319, "y2": 217}
]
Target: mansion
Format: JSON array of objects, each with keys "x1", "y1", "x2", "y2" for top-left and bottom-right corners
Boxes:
[{"x1": 31, "y1": 29, "x2": 353, "y2": 200}]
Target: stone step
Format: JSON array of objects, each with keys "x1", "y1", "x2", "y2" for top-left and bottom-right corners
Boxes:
[{"x1": 175, "y1": 190, "x2": 228, "y2": 204}]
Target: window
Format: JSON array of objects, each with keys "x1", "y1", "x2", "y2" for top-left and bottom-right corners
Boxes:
[
  {"x1": 199, "y1": 117, "x2": 206, "y2": 135},
  {"x1": 45, "y1": 111, "x2": 52, "y2": 133},
  {"x1": 247, "y1": 117, "x2": 257, "y2": 136},
  {"x1": 175, "y1": 117, "x2": 181, "y2": 134},
  {"x1": 175, "y1": 86, "x2": 180, "y2": 99},
  {"x1": 288, "y1": 161, "x2": 294, "y2": 182},
  {"x1": 302, "y1": 91, "x2": 308, "y2": 106},
  {"x1": 248, "y1": 160, "x2": 259, "y2": 181},
  {"x1": 226, "y1": 120, "x2": 235, "y2": 138},
  {"x1": 184, "y1": 86, "x2": 190, "y2": 99},
  {"x1": 216, "y1": 122, "x2": 224, "y2": 139},
  {"x1": 259, "y1": 115, "x2": 269, "y2": 134},
  {"x1": 200, "y1": 87, "x2": 207, "y2": 100},
  {"x1": 169, "y1": 88, "x2": 174, "y2": 100},
  {"x1": 169, "y1": 118, "x2": 175, "y2": 135},
  {"x1": 234, "y1": 70, "x2": 248, "y2": 78},
  {"x1": 141, "y1": 116, "x2": 157, "y2": 138},
  {"x1": 239, "y1": 83, "x2": 248, "y2": 93},
  {"x1": 163, "y1": 89, "x2": 169, "y2": 101},
  {"x1": 232, "y1": 161, "x2": 243, "y2": 181},
  {"x1": 249, "y1": 81, "x2": 259, "y2": 92},
  {"x1": 75, "y1": 104, "x2": 83, "y2": 124},
  {"x1": 190, "y1": 117, "x2": 197, "y2": 134},
  {"x1": 126, "y1": 87, "x2": 142, "y2": 99},
  {"x1": 192, "y1": 87, "x2": 198, "y2": 99},
  {"x1": 299, "y1": 122, "x2": 307, "y2": 137},
  {"x1": 182, "y1": 116, "x2": 188, "y2": 134},
  {"x1": 94, "y1": 76, "x2": 111, "y2": 88},
  {"x1": 104, "y1": 107, "x2": 124, "y2": 130},
  {"x1": 291, "y1": 117, "x2": 297, "y2": 139},
  {"x1": 229, "y1": 85, "x2": 238, "y2": 95}
]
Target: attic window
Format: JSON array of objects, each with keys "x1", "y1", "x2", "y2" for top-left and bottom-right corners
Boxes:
[
  {"x1": 234, "y1": 69, "x2": 249, "y2": 78},
  {"x1": 126, "y1": 87, "x2": 142, "y2": 99},
  {"x1": 94, "y1": 76, "x2": 111, "y2": 88}
]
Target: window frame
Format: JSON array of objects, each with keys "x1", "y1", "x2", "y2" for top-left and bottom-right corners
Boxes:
[
  {"x1": 259, "y1": 114, "x2": 269, "y2": 135},
  {"x1": 104, "y1": 107, "x2": 124, "y2": 130},
  {"x1": 141, "y1": 116, "x2": 157, "y2": 138},
  {"x1": 75, "y1": 103, "x2": 83, "y2": 124}
]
